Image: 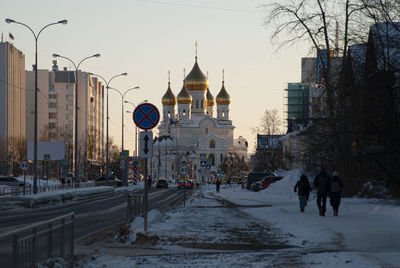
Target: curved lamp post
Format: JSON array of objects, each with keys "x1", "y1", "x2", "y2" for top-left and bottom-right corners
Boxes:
[
  {"x1": 88, "y1": 72, "x2": 127, "y2": 176},
  {"x1": 109, "y1": 86, "x2": 140, "y2": 151},
  {"x1": 6, "y1": 18, "x2": 67, "y2": 194},
  {"x1": 125, "y1": 99, "x2": 147, "y2": 156},
  {"x1": 53, "y1": 53, "x2": 100, "y2": 179}
]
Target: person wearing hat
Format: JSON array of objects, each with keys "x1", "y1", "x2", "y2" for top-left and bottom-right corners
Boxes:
[{"x1": 330, "y1": 171, "x2": 344, "y2": 216}]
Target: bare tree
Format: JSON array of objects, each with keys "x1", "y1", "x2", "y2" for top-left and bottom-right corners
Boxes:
[{"x1": 252, "y1": 108, "x2": 282, "y2": 135}]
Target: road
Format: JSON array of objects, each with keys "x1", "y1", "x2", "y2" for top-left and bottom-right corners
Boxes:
[{"x1": 0, "y1": 186, "x2": 187, "y2": 266}]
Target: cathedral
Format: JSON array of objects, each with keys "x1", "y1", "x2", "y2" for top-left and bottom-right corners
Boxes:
[{"x1": 151, "y1": 52, "x2": 248, "y2": 182}]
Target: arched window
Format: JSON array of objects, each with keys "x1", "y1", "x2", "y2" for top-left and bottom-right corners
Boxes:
[
  {"x1": 209, "y1": 154, "x2": 215, "y2": 166},
  {"x1": 220, "y1": 154, "x2": 223, "y2": 162},
  {"x1": 201, "y1": 100, "x2": 204, "y2": 108},
  {"x1": 205, "y1": 128, "x2": 208, "y2": 134},
  {"x1": 209, "y1": 140, "x2": 215, "y2": 148},
  {"x1": 167, "y1": 111, "x2": 171, "y2": 118},
  {"x1": 183, "y1": 109, "x2": 186, "y2": 117},
  {"x1": 196, "y1": 99, "x2": 199, "y2": 108}
]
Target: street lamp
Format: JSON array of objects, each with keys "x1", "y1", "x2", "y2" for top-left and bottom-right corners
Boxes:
[
  {"x1": 125, "y1": 99, "x2": 147, "y2": 156},
  {"x1": 88, "y1": 72, "x2": 128, "y2": 176},
  {"x1": 53, "y1": 53, "x2": 100, "y2": 179},
  {"x1": 6, "y1": 18, "x2": 68, "y2": 194},
  {"x1": 109, "y1": 86, "x2": 140, "y2": 151}
]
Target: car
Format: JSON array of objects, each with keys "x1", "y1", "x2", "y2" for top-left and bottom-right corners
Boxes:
[
  {"x1": 178, "y1": 180, "x2": 194, "y2": 189},
  {"x1": 95, "y1": 176, "x2": 122, "y2": 186},
  {"x1": 260, "y1": 177, "x2": 274, "y2": 190},
  {"x1": 250, "y1": 181, "x2": 261, "y2": 192},
  {"x1": 0, "y1": 176, "x2": 25, "y2": 187},
  {"x1": 246, "y1": 172, "x2": 283, "y2": 190},
  {"x1": 156, "y1": 179, "x2": 168, "y2": 189}
]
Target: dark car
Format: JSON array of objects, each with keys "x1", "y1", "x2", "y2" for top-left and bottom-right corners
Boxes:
[
  {"x1": 156, "y1": 179, "x2": 168, "y2": 189},
  {"x1": 261, "y1": 177, "x2": 274, "y2": 190},
  {"x1": 0, "y1": 176, "x2": 24, "y2": 187},
  {"x1": 246, "y1": 172, "x2": 283, "y2": 190},
  {"x1": 95, "y1": 176, "x2": 122, "y2": 186},
  {"x1": 178, "y1": 180, "x2": 194, "y2": 189}
]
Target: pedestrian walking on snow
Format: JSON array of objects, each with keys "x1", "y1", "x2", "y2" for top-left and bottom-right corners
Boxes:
[
  {"x1": 329, "y1": 171, "x2": 344, "y2": 216},
  {"x1": 294, "y1": 174, "x2": 312, "y2": 212},
  {"x1": 216, "y1": 178, "x2": 221, "y2": 192},
  {"x1": 313, "y1": 168, "x2": 331, "y2": 216}
]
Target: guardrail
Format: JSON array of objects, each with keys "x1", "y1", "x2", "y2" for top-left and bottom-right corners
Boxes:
[
  {"x1": 0, "y1": 180, "x2": 119, "y2": 197},
  {"x1": 0, "y1": 212, "x2": 75, "y2": 268}
]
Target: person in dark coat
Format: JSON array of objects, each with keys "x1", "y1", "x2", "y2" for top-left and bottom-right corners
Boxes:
[
  {"x1": 216, "y1": 178, "x2": 221, "y2": 192},
  {"x1": 329, "y1": 171, "x2": 344, "y2": 216},
  {"x1": 147, "y1": 175, "x2": 152, "y2": 189},
  {"x1": 294, "y1": 174, "x2": 312, "y2": 212},
  {"x1": 313, "y1": 168, "x2": 331, "y2": 216}
]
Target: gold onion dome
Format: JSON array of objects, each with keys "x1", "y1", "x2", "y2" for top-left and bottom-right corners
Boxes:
[
  {"x1": 185, "y1": 58, "x2": 208, "y2": 91},
  {"x1": 216, "y1": 81, "x2": 231, "y2": 105},
  {"x1": 162, "y1": 82, "x2": 177, "y2": 106},
  {"x1": 177, "y1": 81, "x2": 192, "y2": 104},
  {"x1": 206, "y1": 87, "x2": 215, "y2": 106}
]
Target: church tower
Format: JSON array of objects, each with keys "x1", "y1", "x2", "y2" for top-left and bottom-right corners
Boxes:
[
  {"x1": 216, "y1": 69, "x2": 231, "y2": 120},
  {"x1": 161, "y1": 71, "x2": 177, "y2": 121},
  {"x1": 177, "y1": 74, "x2": 192, "y2": 120},
  {"x1": 185, "y1": 42, "x2": 207, "y2": 115}
]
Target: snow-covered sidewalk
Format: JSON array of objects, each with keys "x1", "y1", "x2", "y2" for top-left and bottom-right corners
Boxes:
[{"x1": 77, "y1": 170, "x2": 400, "y2": 268}]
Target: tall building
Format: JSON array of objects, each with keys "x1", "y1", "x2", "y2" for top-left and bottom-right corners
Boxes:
[
  {"x1": 151, "y1": 54, "x2": 248, "y2": 182},
  {"x1": 26, "y1": 61, "x2": 104, "y2": 178},
  {"x1": 0, "y1": 41, "x2": 26, "y2": 174}
]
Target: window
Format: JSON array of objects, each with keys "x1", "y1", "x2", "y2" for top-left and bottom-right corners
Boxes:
[
  {"x1": 209, "y1": 154, "x2": 215, "y2": 166},
  {"x1": 183, "y1": 109, "x2": 186, "y2": 117},
  {"x1": 220, "y1": 154, "x2": 223, "y2": 162},
  {"x1": 49, "y1": 123, "x2": 56, "y2": 129},
  {"x1": 196, "y1": 99, "x2": 199, "y2": 108},
  {"x1": 205, "y1": 128, "x2": 208, "y2": 134},
  {"x1": 210, "y1": 140, "x2": 215, "y2": 148},
  {"x1": 201, "y1": 100, "x2": 204, "y2": 109},
  {"x1": 49, "y1": 94, "x2": 57, "y2": 99},
  {"x1": 49, "y1": 103, "x2": 57, "y2": 108},
  {"x1": 49, "y1": 113, "x2": 57, "y2": 119}
]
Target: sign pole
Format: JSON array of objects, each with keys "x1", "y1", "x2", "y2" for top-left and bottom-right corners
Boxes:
[
  {"x1": 23, "y1": 171, "x2": 26, "y2": 195},
  {"x1": 144, "y1": 137, "x2": 148, "y2": 232}
]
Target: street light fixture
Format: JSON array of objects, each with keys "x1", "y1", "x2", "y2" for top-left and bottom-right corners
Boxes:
[
  {"x1": 108, "y1": 86, "x2": 140, "y2": 151},
  {"x1": 88, "y1": 72, "x2": 128, "y2": 176},
  {"x1": 125, "y1": 99, "x2": 147, "y2": 156},
  {"x1": 53, "y1": 53, "x2": 100, "y2": 179},
  {"x1": 6, "y1": 18, "x2": 68, "y2": 194}
]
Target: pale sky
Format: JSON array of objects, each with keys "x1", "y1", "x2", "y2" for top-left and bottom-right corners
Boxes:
[{"x1": 2, "y1": 0, "x2": 309, "y2": 154}]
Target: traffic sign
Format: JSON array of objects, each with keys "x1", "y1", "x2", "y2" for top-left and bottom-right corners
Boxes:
[
  {"x1": 226, "y1": 159, "x2": 233, "y2": 167},
  {"x1": 199, "y1": 153, "x2": 207, "y2": 161},
  {"x1": 133, "y1": 103, "x2": 160, "y2": 130},
  {"x1": 43, "y1": 154, "x2": 51, "y2": 162},
  {"x1": 20, "y1": 161, "x2": 29, "y2": 171},
  {"x1": 139, "y1": 131, "x2": 153, "y2": 158},
  {"x1": 62, "y1": 159, "x2": 68, "y2": 166},
  {"x1": 132, "y1": 160, "x2": 141, "y2": 167},
  {"x1": 200, "y1": 160, "x2": 207, "y2": 167},
  {"x1": 179, "y1": 153, "x2": 189, "y2": 165},
  {"x1": 8, "y1": 164, "x2": 12, "y2": 171},
  {"x1": 179, "y1": 164, "x2": 189, "y2": 175},
  {"x1": 119, "y1": 152, "x2": 128, "y2": 160}
]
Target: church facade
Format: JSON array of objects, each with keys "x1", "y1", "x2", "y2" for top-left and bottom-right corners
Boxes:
[{"x1": 151, "y1": 55, "x2": 248, "y2": 182}]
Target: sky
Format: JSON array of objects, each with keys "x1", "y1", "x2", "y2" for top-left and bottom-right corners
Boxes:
[{"x1": 2, "y1": 0, "x2": 309, "y2": 153}]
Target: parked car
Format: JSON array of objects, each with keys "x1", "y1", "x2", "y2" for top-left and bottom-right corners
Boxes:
[
  {"x1": 250, "y1": 181, "x2": 261, "y2": 192},
  {"x1": 246, "y1": 172, "x2": 283, "y2": 190},
  {"x1": 260, "y1": 177, "x2": 274, "y2": 190},
  {"x1": 156, "y1": 179, "x2": 168, "y2": 189},
  {"x1": 178, "y1": 180, "x2": 194, "y2": 189},
  {"x1": 0, "y1": 176, "x2": 25, "y2": 187},
  {"x1": 95, "y1": 176, "x2": 122, "y2": 186}
]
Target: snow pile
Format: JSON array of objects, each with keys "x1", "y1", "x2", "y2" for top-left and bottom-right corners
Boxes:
[{"x1": 128, "y1": 209, "x2": 163, "y2": 242}]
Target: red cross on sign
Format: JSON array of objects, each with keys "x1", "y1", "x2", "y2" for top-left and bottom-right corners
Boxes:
[{"x1": 133, "y1": 103, "x2": 160, "y2": 130}]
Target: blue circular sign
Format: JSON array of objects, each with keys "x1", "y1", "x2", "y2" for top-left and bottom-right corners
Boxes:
[{"x1": 133, "y1": 103, "x2": 160, "y2": 130}]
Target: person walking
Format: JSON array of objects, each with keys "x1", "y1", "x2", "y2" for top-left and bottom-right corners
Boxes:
[
  {"x1": 313, "y1": 168, "x2": 331, "y2": 216},
  {"x1": 216, "y1": 178, "x2": 221, "y2": 192},
  {"x1": 294, "y1": 174, "x2": 312, "y2": 212},
  {"x1": 330, "y1": 171, "x2": 344, "y2": 216},
  {"x1": 147, "y1": 175, "x2": 152, "y2": 189}
]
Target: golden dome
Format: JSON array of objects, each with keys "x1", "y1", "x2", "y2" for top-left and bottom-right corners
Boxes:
[
  {"x1": 162, "y1": 82, "x2": 177, "y2": 106},
  {"x1": 216, "y1": 81, "x2": 231, "y2": 105},
  {"x1": 206, "y1": 87, "x2": 215, "y2": 106},
  {"x1": 177, "y1": 81, "x2": 192, "y2": 104},
  {"x1": 185, "y1": 58, "x2": 208, "y2": 91}
]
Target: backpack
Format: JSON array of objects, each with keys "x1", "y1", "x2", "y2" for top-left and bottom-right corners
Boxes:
[{"x1": 331, "y1": 179, "x2": 341, "y2": 192}]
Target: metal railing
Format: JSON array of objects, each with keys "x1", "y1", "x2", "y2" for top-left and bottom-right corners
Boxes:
[
  {"x1": 0, "y1": 212, "x2": 74, "y2": 268},
  {"x1": 0, "y1": 180, "x2": 119, "y2": 197},
  {"x1": 126, "y1": 194, "x2": 143, "y2": 223}
]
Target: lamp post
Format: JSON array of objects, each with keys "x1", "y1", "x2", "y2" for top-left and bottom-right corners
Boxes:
[
  {"x1": 125, "y1": 99, "x2": 147, "y2": 156},
  {"x1": 6, "y1": 18, "x2": 67, "y2": 194},
  {"x1": 108, "y1": 86, "x2": 140, "y2": 151},
  {"x1": 53, "y1": 53, "x2": 100, "y2": 180},
  {"x1": 88, "y1": 72, "x2": 127, "y2": 176}
]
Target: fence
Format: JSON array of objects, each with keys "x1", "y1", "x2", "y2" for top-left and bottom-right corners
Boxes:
[
  {"x1": 0, "y1": 180, "x2": 119, "y2": 197},
  {"x1": 0, "y1": 212, "x2": 75, "y2": 268},
  {"x1": 126, "y1": 194, "x2": 143, "y2": 223}
]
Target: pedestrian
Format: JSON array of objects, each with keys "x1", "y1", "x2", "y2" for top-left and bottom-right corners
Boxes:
[
  {"x1": 313, "y1": 168, "x2": 331, "y2": 216},
  {"x1": 330, "y1": 171, "x2": 344, "y2": 216},
  {"x1": 216, "y1": 178, "x2": 221, "y2": 192},
  {"x1": 294, "y1": 174, "x2": 312, "y2": 212}
]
